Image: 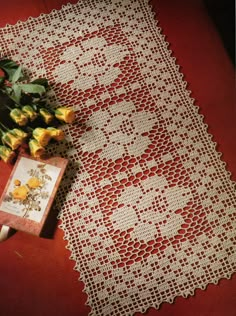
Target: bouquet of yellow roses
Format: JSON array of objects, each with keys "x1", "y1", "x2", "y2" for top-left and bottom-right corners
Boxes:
[{"x1": 0, "y1": 58, "x2": 75, "y2": 163}]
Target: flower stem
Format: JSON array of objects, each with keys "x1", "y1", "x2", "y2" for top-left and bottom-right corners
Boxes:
[
  {"x1": 0, "y1": 127, "x2": 5, "y2": 135},
  {"x1": 0, "y1": 121, "x2": 9, "y2": 131}
]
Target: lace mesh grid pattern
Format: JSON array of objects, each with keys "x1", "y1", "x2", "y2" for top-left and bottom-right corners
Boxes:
[{"x1": 1, "y1": 0, "x2": 236, "y2": 315}]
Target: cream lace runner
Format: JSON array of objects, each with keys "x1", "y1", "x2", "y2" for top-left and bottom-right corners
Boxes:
[{"x1": 1, "y1": 0, "x2": 236, "y2": 315}]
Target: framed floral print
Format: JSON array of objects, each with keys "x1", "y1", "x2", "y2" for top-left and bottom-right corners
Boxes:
[{"x1": 0, "y1": 154, "x2": 68, "y2": 235}]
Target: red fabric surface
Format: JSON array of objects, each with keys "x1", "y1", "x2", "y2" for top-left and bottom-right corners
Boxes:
[{"x1": 0, "y1": 1, "x2": 235, "y2": 315}]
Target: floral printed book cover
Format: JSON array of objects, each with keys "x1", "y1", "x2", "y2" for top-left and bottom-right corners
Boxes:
[{"x1": 0, "y1": 154, "x2": 68, "y2": 235}]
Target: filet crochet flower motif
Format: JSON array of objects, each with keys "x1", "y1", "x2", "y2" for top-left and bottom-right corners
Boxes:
[
  {"x1": 53, "y1": 36, "x2": 129, "y2": 91},
  {"x1": 79, "y1": 101, "x2": 157, "y2": 160}
]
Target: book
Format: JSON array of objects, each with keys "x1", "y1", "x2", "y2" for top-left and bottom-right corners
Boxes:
[{"x1": 0, "y1": 153, "x2": 68, "y2": 236}]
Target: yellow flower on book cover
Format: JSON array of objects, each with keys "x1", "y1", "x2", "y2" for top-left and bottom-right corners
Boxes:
[
  {"x1": 27, "y1": 177, "x2": 42, "y2": 189},
  {"x1": 14, "y1": 179, "x2": 21, "y2": 186},
  {"x1": 12, "y1": 185, "x2": 29, "y2": 201}
]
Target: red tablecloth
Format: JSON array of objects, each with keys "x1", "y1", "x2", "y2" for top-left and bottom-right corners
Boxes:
[{"x1": 0, "y1": 1, "x2": 235, "y2": 315}]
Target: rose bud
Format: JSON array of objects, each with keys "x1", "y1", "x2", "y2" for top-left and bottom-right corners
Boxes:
[
  {"x1": 0, "y1": 145, "x2": 16, "y2": 163},
  {"x1": 39, "y1": 108, "x2": 54, "y2": 124},
  {"x1": 0, "y1": 68, "x2": 5, "y2": 78},
  {"x1": 14, "y1": 179, "x2": 21, "y2": 186},
  {"x1": 11, "y1": 128, "x2": 28, "y2": 141},
  {"x1": 10, "y1": 108, "x2": 28, "y2": 126},
  {"x1": 2, "y1": 131, "x2": 23, "y2": 150},
  {"x1": 32, "y1": 127, "x2": 51, "y2": 147},
  {"x1": 28, "y1": 139, "x2": 46, "y2": 158},
  {"x1": 22, "y1": 105, "x2": 38, "y2": 121},
  {"x1": 47, "y1": 127, "x2": 65, "y2": 141},
  {"x1": 55, "y1": 107, "x2": 75, "y2": 124},
  {"x1": 0, "y1": 68, "x2": 5, "y2": 84}
]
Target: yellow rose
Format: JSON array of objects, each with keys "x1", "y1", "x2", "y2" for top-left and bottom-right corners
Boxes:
[
  {"x1": 32, "y1": 127, "x2": 51, "y2": 147},
  {"x1": 39, "y1": 108, "x2": 54, "y2": 124},
  {"x1": 14, "y1": 179, "x2": 21, "y2": 186},
  {"x1": 2, "y1": 131, "x2": 23, "y2": 150},
  {"x1": 28, "y1": 139, "x2": 46, "y2": 158},
  {"x1": 0, "y1": 145, "x2": 16, "y2": 164},
  {"x1": 27, "y1": 177, "x2": 41, "y2": 189},
  {"x1": 12, "y1": 185, "x2": 29, "y2": 201},
  {"x1": 11, "y1": 128, "x2": 28, "y2": 141},
  {"x1": 22, "y1": 105, "x2": 38, "y2": 121},
  {"x1": 10, "y1": 108, "x2": 28, "y2": 126},
  {"x1": 55, "y1": 107, "x2": 75, "y2": 124},
  {"x1": 47, "y1": 127, "x2": 65, "y2": 141}
]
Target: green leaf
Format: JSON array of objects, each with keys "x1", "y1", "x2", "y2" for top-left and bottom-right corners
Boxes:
[
  {"x1": 17, "y1": 84, "x2": 46, "y2": 95},
  {"x1": 0, "y1": 59, "x2": 19, "y2": 81},
  {"x1": 31, "y1": 78, "x2": 49, "y2": 88},
  {"x1": 0, "y1": 59, "x2": 18, "y2": 69},
  {"x1": 12, "y1": 84, "x2": 22, "y2": 103},
  {"x1": 11, "y1": 66, "x2": 23, "y2": 83}
]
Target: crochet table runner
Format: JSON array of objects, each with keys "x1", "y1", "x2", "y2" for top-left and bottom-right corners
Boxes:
[{"x1": 1, "y1": 0, "x2": 235, "y2": 315}]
